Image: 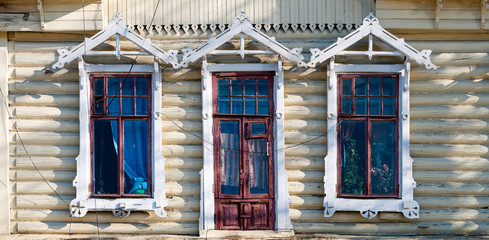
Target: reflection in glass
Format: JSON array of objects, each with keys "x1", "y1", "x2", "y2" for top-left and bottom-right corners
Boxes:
[
  {"x1": 342, "y1": 79, "x2": 352, "y2": 95},
  {"x1": 231, "y1": 80, "x2": 243, "y2": 95},
  {"x1": 257, "y1": 97, "x2": 268, "y2": 115},
  {"x1": 383, "y1": 98, "x2": 395, "y2": 115},
  {"x1": 94, "y1": 78, "x2": 104, "y2": 96},
  {"x1": 122, "y1": 98, "x2": 134, "y2": 115},
  {"x1": 93, "y1": 120, "x2": 119, "y2": 194},
  {"x1": 135, "y1": 78, "x2": 148, "y2": 96},
  {"x1": 231, "y1": 97, "x2": 243, "y2": 114},
  {"x1": 250, "y1": 122, "x2": 266, "y2": 136},
  {"x1": 218, "y1": 79, "x2": 230, "y2": 96},
  {"x1": 257, "y1": 80, "x2": 268, "y2": 96},
  {"x1": 218, "y1": 96, "x2": 230, "y2": 114},
  {"x1": 107, "y1": 97, "x2": 120, "y2": 115},
  {"x1": 123, "y1": 120, "x2": 149, "y2": 194},
  {"x1": 94, "y1": 97, "x2": 104, "y2": 114},
  {"x1": 244, "y1": 79, "x2": 255, "y2": 95},
  {"x1": 354, "y1": 97, "x2": 367, "y2": 115},
  {"x1": 340, "y1": 120, "x2": 366, "y2": 195},
  {"x1": 244, "y1": 97, "x2": 256, "y2": 115},
  {"x1": 369, "y1": 77, "x2": 381, "y2": 95},
  {"x1": 249, "y1": 139, "x2": 269, "y2": 194},
  {"x1": 370, "y1": 121, "x2": 395, "y2": 195},
  {"x1": 220, "y1": 121, "x2": 240, "y2": 195},
  {"x1": 342, "y1": 97, "x2": 352, "y2": 114},
  {"x1": 108, "y1": 78, "x2": 119, "y2": 95},
  {"x1": 121, "y1": 77, "x2": 134, "y2": 96},
  {"x1": 369, "y1": 97, "x2": 381, "y2": 115},
  {"x1": 136, "y1": 98, "x2": 148, "y2": 115},
  {"x1": 355, "y1": 77, "x2": 367, "y2": 95},
  {"x1": 383, "y1": 78, "x2": 396, "y2": 95}
]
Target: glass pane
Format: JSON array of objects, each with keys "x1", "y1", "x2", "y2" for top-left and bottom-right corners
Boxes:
[
  {"x1": 244, "y1": 79, "x2": 256, "y2": 95},
  {"x1": 249, "y1": 139, "x2": 269, "y2": 194},
  {"x1": 340, "y1": 120, "x2": 366, "y2": 195},
  {"x1": 218, "y1": 96, "x2": 230, "y2": 114},
  {"x1": 250, "y1": 122, "x2": 266, "y2": 136},
  {"x1": 94, "y1": 97, "x2": 104, "y2": 114},
  {"x1": 257, "y1": 80, "x2": 268, "y2": 96},
  {"x1": 107, "y1": 97, "x2": 120, "y2": 115},
  {"x1": 355, "y1": 77, "x2": 367, "y2": 95},
  {"x1": 354, "y1": 97, "x2": 367, "y2": 115},
  {"x1": 122, "y1": 98, "x2": 134, "y2": 115},
  {"x1": 93, "y1": 120, "x2": 119, "y2": 195},
  {"x1": 218, "y1": 79, "x2": 230, "y2": 96},
  {"x1": 123, "y1": 120, "x2": 149, "y2": 194},
  {"x1": 257, "y1": 97, "x2": 268, "y2": 115},
  {"x1": 369, "y1": 77, "x2": 381, "y2": 95},
  {"x1": 136, "y1": 98, "x2": 148, "y2": 115},
  {"x1": 383, "y1": 78, "x2": 396, "y2": 96},
  {"x1": 244, "y1": 97, "x2": 256, "y2": 115},
  {"x1": 136, "y1": 78, "x2": 149, "y2": 96},
  {"x1": 369, "y1": 97, "x2": 381, "y2": 115},
  {"x1": 231, "y1": 97, "x2": 243, "y2": 114},
  {"x1": 94, "y1": 78, "x2": 104, "y2": 96},
  {"x1": 370, "y1": 121, "x2": 396, "y2": 195},
  {"x1": 121, "y1": 77, "x2": 134, "y2": 96},
  {"x1": 220, "y1": 121, "x2": 240, "y2": 195},
  {"x1": 341, "y1": 97, "x2": 352, "y2": 114},
  {"x1": 342, "y1": 79, "x2": 352, "y2": 95},
  {"x1": 231, "y1": 80, "x2": 243, "y2": 95},
  {"x1": 108, "y1": 77, "x2": 120, "y2": 95},
  {"x1": 383, "y1": 98, "x2": 396, "y2": 115}
]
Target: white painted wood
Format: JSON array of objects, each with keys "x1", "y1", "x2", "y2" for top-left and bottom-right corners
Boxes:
[
  {"x1": 199, "y1": 62, "x2": 291, "y2": 231},
  {"x1": 69, "y1": 62, "x2": 167, "y2": 218},
  {"x1": 0, "y1": 32, "x2": 9, "y2": 235}
]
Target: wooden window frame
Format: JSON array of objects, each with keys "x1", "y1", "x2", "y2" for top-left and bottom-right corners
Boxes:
[
  {"x1": 89, "y1": 74, "x2": 152, "y2": 198},
  {"x1": 336, "y1": 74, "x2": 399, "y2": 198}
]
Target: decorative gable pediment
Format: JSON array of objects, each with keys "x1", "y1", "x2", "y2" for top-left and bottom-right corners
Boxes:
[
  {"x1": 307, "y1": 13, "x2": 437, "y2": 70},
  {"x1": 180, "y1": 12, "x2": 307, "y2": 67},
  {"x1": 52, "y1": 13, "x2": 180, "y2": 69}
]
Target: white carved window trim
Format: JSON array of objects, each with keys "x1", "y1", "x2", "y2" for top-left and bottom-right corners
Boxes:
[
  {"x1": 71, "y1": 61, "x2": 167, "y2": 219},
  {"x1": 200, "y1": 61, "x2": 292, "y2": 231}
]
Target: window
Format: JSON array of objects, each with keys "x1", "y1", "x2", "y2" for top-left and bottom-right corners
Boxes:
[
  {"x1": 337, "y1": 74, "x2": 398, "y2": 198},
  {"x1": 90, "y1": 75, "x2": 152, "y2": 197}
]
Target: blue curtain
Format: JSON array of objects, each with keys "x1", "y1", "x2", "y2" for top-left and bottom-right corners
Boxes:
[{"x1": 123, "y1": 120, "x2": 149, "y2": 194}]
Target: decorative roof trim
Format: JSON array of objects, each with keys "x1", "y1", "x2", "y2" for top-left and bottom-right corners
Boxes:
[
  {"x1": 180, "y1": 12, "x2": 307, "y2": 68},
  {"x1": 52, "y1": 13, "x2": 180, "y2": 69},
  {"x1": 307, "y1": 13, "x2": 437, "y2": 70}
]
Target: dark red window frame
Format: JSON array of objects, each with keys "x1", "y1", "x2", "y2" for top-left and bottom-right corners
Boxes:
[
  {"x1": 337, "y1": 74, "x2": 399, "y2": 198},
  {"x1": 90, "y1": 74, "x2": 152, "y2": 198}
]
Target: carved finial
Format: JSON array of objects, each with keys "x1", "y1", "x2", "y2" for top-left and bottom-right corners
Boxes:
[
  {"x1": 110, "y1": 12, "x2": 126, "y2": 25},
  {"x1": 363, "y1": 12, "x2": 379, "y2": 25},
  {"x1": 235, "y1": 11, "x2": 250, "y2": 23}
]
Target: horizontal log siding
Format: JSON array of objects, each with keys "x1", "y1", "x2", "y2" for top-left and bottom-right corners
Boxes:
[{"x1": 7, "y1": 35, "x2": 489, "y2": 236}]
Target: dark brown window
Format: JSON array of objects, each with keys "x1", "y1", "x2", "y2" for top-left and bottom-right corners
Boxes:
[
  {"x1": 90, "y1": 74, "x2": 152, "y2": 197},
  {"x1": 337, "y1": 74, "x2": 399, "y2": 198}
]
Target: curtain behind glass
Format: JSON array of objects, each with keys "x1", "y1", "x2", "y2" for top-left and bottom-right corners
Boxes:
[
  {"x1": 249, "y1": 139, "x2": 268, "y2": 194},
  {"x1": 123, "y1": 120, "x2": 149, "y2": 194},
  {"x1": 220, "y1": 121, "x2": 240, "y2": 195},
  {"x1": 93, "y1": 120, "x2": 119, "y2": 194}
]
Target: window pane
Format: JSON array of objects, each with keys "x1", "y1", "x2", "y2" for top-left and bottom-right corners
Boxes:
[
  {"x1": 231, "y1": 80, "x2": 243, "y2": 95},
  {"x1": 257, "y1": 97, "x2": 268, "y2": 115},
  {"x1": 354, "y1": 97, "x2": 367, "y2": 115},
  {"x1": 231, "y1": 97, "x2": 243, "y2": 114},
  {"x1": 249, "y1": 139, "x2": 269, "y2": 194},
  {"x1": 108, "y1": 77, "x2": 120, "y2": 95},
  {"x1": 369, "y1": 77, "x2": 381, "y2": 95},
  {"x1": 220, "y1": 121, "x2": 240, "y2": 195},
  {"x1": 244, "y1": 79, "x2": 256, "y2": 95},
  {"x1": 136, "y1": 78, "x2": 149, "y2": 96},
  {"x1": 136, "y1": 98, "x2": 148, "y2": 115},
  {"x1": 257, "y1": 80, "x2": 268, "y2": 96},
  {"x1": 94, "y1": 97, "x2": 104, "y2": 114},
  {"x1": 250, "y1": 122, "x2": 266, "y2": 136},
  {"x1": 341, "y1": 97, "x2": 352, "y2": 114},
  {"x1": 107, "y1": 97, "x2": 120, "y2": 115},
  {"x1": 218, "y1": 79, "x2": 230, "y2": 96},
  {"x1": 123, "y1": 120, "x2": 149, "y2": 195},
  {"x1": 122, "y1": 98, "x2": 134, "y2": 115},
  {"x1": 369, "y1": 97, "x2": 381, "y2": 115},
  {"x1": 244, "y1": 97, "x2": 256, "y2": 115},
  {"x1": 94, "y1": 78, "x2": 104, "y2": 96},
  {"x1": 355, "y1": 77, "x2": 367, "y2": 95},
  {"x1": 383, "y1": 98, "x2": 396, "y2": 115},
  {"x1": 340, "y1": 120, "x2": 366, "y2": 195},
  {"x1": 383, "y1": 78, "x2": 396, "y2": 96},
  {"x1": 342, "y1": 79, "x2": 352, "y2": 95},
  {"x1": 218, "y1": 96, "x2": 230, "y2": 114},
  {"x1": 93, "y1": 120, "x2": 119, "y2": 195},
  {"x1": 370, "y1": 121, "x2": 396, "y2": 195},
  {"x1": 121, "y1": 77, "x2": 134, "y2": 96}
]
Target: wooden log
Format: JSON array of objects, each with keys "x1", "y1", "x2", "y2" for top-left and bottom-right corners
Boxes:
[
  {"x1": 160, "y1": 107, "x2": 202, "y2": 120},
  {"x1": 411, "y1": 119, "x2": 489, "y2": 132},
  {"x1": 13, "y1": 67, "x2": 78, "y2": 81},
  {"x1": 288, "y1": 181, "x2": 323, "y2": 195},
  {"x1": 289, "y1": 209, "x2": 399, "y2": 223},
  {"x1": 10, "y1": 81, "x2": 78, "y2": 94},
  {"x1": 410, "y1": 79, "x2": 489, "y2": 93},
  {"x1": 411, "y1": 132, "x2": 489, "y2": 145},
  {"x1": 12, "y1": 106, "x2": 79, "y2": 119},
  {"x1": 410, "y1": 144, "x2": 489, "y2": 157},
  {"x1": 14, "y1": 195, "x2": 72, "y2": 209},
  {"x1": 284, "y1": 106, "x2": 327, "y2": 119},
  {"x1": 11, "y1": 157, "x2": 76, "y2": 170},
  {"x1": 162, "y1": 93, "x2": 201, "y2": 107},
  {"x1": 289, "y1": 195, "x2": 323, "y2": 209},
  {"x1": 11, "y1": 170, "x2": 75, "y2": 182},
  {"x1": 13, "y1": 41, "x2": 78, "y2": 51},
  {"x1": 166, "y1": 196, "x2": 200, "y2": 210},
  {"x1": 284, "y1": 131, "x2": 327, "y2": 145},
  {"x1": 10, "y1": 145, "x2": 79, "y2": 157},
  {"x1": 411, "y1": 65, "x2": 489, "y2": 80},
  {"x1": 284, "y1": 93, "x2": 327, "y2": 106},
  {"x1": 419, "y1": 209, "x2": 489, "y2": 222},
  {"x1": 16, "y1": 221, "x2": 199, "y2": 235},
  {"x1": 413, "y1": 157, "x2": 489, "y2": 171},
  {"x1": 287, "y1": 170, "x2": 324, "y2": 182},
  {"x1": 13, "y1": 120, "x2": 79, "y2": 132},
  {"x1": 9, "y1": 132, "x2": 79, "y2": 145},
  {"x1": 161, "y1": 120, "x2": 202, "y2": 132},
  {"x1": 161, "y1": 80, "x2": 201, "y2": 94},
  {"x1": 411, "y1": 106, "x2": 489, "y2": 119},
  {"x1": 415, "y1": 182, "x2": 489, "y2": 196},
  {"x1": 165, "y1": 157, "x2": 202, "y2": 170},
  {"x1": 14, "y1": 181, "x2": 75, "y2": 195},
  {"x1": 165, "y1": 182, "x2": 199, "y2": 196},
  {"x1": 286, "y1": 157, "x2": 324, "y2": 170},
  {"x1": 11, "y1": 94, "x2": 79, "y2": 107},
  {"x1": 417, "y1": 196, "x2": 489, "y2": 209},
  {"x1": 283, "y1": 66, "x2": 327, "y2": 80},
  {"x1": 416, "y1": 170, "x2": 489, "y2": 183},
  {"x1": 161, "y1": 131, "x2": 203, "y2": 145},
  {"x1": 162, "y1": 145, "x2": 203, "y2": 158},
  {"x1": 165, "y1": 169, "x2": 200, "y2": 182},
  {"x1": 284, "y1": 144, "x2": 326, "y2": 157},
  {"x1": 162, "y1": 67, "x2": 201, "y2": 80},
  {"x1": 411, "y1": 93, "x2": 489, "y2": 106},
  {"x1": 430, "y1": 53, "x2": 489, "y2": 66},
  {"x1": 284, "y1": 80, "x2": 327, "y2": 94}
]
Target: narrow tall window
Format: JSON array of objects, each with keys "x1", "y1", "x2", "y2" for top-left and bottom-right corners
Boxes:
[
  {"x1": 90, "y1": 74, "x2": 152, "y2": 197},
  {"x1": 338, "y1": 74, "x2": 399, "y2": 198}
]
